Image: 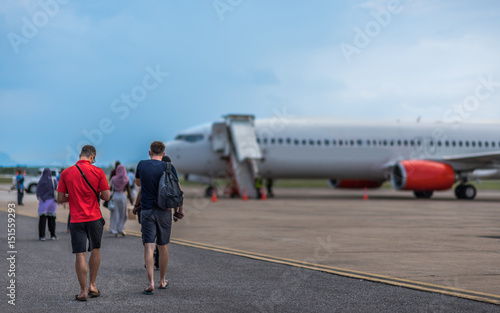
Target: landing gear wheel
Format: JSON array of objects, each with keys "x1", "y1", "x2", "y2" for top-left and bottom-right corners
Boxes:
[
  {"x1": 414, "y1": 190, "x2": 434, "y2": 199},
  {"x1": 455, "y1": 184, "x2": 476, "y2": 200},
  {"x1": 205, "y1": 186, "x2": 214, "y2": 198},
  {"x1": 454, "y1": 184, "x2": 464, "y2": 199},
  {"x1": 463, "y1": 184, "x2": 476, "y2": 200}
]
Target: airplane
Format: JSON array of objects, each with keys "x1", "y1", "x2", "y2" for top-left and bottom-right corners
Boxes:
[{"x1": 164, "y1": 115, "x2": 500, "y2": 200}]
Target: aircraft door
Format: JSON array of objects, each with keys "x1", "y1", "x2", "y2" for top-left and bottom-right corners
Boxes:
[{"x1": 211, "y1": 122, "x2": 230, "y2": 156}]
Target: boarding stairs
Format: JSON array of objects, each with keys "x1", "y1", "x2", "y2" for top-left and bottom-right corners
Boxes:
[{"x1": 211, "y1": 115, "x2": 262, "y2": 198}]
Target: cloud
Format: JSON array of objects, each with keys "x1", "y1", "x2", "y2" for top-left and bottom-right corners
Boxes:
[
  {"x1": 1, "y1": 0, "x2": 500, "y2": 165},
  {"x1": 0, "y1": 0, "x2": 37, "y2": 22},
  {"x1": 337, "y1": 33, "x2": 500, "y2": 99},
  {"x1": 235, "y1": 26, "x2": 500, "y2": 121},
  {"x1": 355, "y1": 0, "x2": 393, "y2": 11},
  {"x1": 247, "y1": 68, "x2": 280, "y2": 85},
  {"x1": 0, "y1": 89, "x2": 44, "y2": 114}
]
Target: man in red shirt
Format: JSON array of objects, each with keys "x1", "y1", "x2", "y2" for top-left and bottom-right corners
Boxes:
[{"x1": 57, "y1": 145, "x2": 110, "y2": 301}]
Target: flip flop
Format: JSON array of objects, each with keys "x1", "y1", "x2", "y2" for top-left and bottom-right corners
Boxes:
[
  {"x1": 159, "y1": 280, "x2": 169, "y2": 289},
  {"x1": 142, "y1": 288, "x2": 154, "y2": 295},
  {"x1": 75, "y1": 295, "x2": 87, "y2": 301},
  {"x1": 88, "y1": 290, "x2": 101, "y2": 298}
]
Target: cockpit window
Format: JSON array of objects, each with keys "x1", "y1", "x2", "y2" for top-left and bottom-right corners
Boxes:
[{"x1": 175, "y1": 134, "x2": 204, "y2": 143}]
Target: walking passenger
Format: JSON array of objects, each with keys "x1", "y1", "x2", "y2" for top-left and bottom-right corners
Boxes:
[
  {"x1": 57, "y1": 145, "x2": 110, "y2": 301},
  {"x1": 36, "y1": 168, "x2": 58, "y2": 241},
  {"x1": 152, "y1": 155, "x2": 183, "y2": 269},
  {"x1": 109, "y1": 161, "x2": 120, "y2": 180},
  {"x1": 127, "y1": 168, "x2": 137, "y2": 198},
  {"x1": 135, "y1": 141, "x2": 183, "y2": 295},
  {"x1": 109, "y1": 164, "x2": 134, "y2": 237}
]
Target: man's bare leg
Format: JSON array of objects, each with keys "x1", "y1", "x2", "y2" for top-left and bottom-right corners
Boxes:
[
  {"x1": 144, "y1": 243, "x2": 155, "y2": 291},
  {"x1": 75, "y1": 252, "x2": 87, "y2": 299},
  {"x1": 158, "y1": 244, "x2": 169, "y2": 287},
  {"x1": 88, "y1": 248, "x2": 100, "y2": 294}
]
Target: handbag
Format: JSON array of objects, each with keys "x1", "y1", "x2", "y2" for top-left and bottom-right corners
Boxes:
[
  {"x1": 106, "y1": 188, "x2": 115, "y2": 210},
  {"x1": 103, "y1": 188, "x2": 114, "y2": 208},
  {"x1": 108, "y1": 194, "x2": 115, "y2": 211}
]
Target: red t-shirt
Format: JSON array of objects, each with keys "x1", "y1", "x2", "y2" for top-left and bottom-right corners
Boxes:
[{"x1": 57, "y1": 160, "x2": 109, "y2": 223}]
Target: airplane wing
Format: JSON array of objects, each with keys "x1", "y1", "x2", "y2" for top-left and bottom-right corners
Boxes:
[
  {"x1": 431, "y1": 151, "x2": 500, "y2": 172},
  {"x1": 441, "y1": 151, "x2": 500, "y2": 164},
  {"x1": 382, "y1": 151, "x2": 500, "y2": 172}
]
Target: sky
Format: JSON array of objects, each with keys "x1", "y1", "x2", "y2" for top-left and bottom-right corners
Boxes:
[{"x1": 1, "y1": 0, "x2": 500, "y2": 167}]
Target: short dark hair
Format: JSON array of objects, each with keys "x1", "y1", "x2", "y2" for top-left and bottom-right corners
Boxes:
[
  {"x1": 80, "y1": 145, "x2": 96, "y2": 158},
  {"x1": 115, "y1": 161, "x2": 121, "y2": 168},
  {"x1": 162, "y1": 155, "x2": 171, "y2": 162},
  {"x1": 150, "y1": 141, "x2": 165, "y2": 156}
]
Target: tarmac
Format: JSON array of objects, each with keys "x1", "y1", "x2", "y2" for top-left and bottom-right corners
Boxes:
[{"x1": 0, "y1": 185, "x2": 500, "y2": 312}]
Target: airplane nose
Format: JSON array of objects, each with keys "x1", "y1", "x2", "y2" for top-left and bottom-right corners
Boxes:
[{"x1": 164, "y1": 141, "x2": 180, "y2": 161}]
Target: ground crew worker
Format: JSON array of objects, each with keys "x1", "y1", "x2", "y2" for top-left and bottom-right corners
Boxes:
[{"x1": 255, "y1": 177, "x2": 263, "y2": 199}]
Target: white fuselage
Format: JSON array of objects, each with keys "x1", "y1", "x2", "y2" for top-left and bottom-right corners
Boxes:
[{"x1": 165, "y1": 118, "x2": 500, "y2": 181}]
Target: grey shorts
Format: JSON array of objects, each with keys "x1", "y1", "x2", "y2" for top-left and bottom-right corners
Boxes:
[
  {"x1": 141, "y1": 209, "x2": 172, "y2": 245},
  {"x1": 70, "y1": 218, "x2": 105, "y2": 254}
]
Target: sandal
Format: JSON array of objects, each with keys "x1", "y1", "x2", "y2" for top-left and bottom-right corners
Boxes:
[
  {"x1": 159, "y1": 280, "x2": 169, "y2": 289},
  {"x1": 88, "y1": 290, "x2": 101, "y2": 298},
  {"x1": 75, "y1": 295, "x2": 87, "y2": 301},
  {"x1": 142, "y1": 288, "x2": 154, "y2": 295}
]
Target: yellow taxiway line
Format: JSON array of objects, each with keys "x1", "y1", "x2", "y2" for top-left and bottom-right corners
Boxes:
[{"x1": 169, "y1": 238, "x2": 500, "y2": 305}]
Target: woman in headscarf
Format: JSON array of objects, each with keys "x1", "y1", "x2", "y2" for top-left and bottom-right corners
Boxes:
[
  {"x1": 109, "y1": 164, "x2": 134, "y2": 236},
  {"x1": 36, "y1": 168, "x2": 58, "y2": 241}
]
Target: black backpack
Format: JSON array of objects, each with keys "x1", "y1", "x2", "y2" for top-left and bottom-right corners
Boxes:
[{"x1": 157, "y1": 162, "x2": 184, "y2": 209}]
